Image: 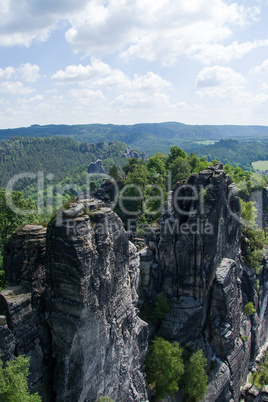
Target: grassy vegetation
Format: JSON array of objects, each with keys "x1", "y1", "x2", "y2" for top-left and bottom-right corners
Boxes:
[
  {"x1": 252, "y1": 160, "x2": 268, "y2": 171},
  {"x1": 193, "y1": 140, "x2": 216, "y2": 145}
]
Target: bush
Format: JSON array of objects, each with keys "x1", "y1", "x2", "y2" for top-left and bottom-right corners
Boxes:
[
  {"x1": 244, "y1": 302, "x2": 256, "y2": 316},
  {"x1": 0, "y1": 355, "x2": 41, "y2": 401},
  {"x1": 95, "y1": 397, "x2": 114, "y2": 402},
  {"x1": 146, "y1": 337, "x2": 184, "y2": 400}
]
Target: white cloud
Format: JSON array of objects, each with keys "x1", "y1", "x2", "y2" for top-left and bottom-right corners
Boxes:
[
  {"x1": 195, "y1": 86, "x2": 244, "y2": 101},
  {"x1": 192, "y1": 39, "x2": 268, "y2": 64},
  {"x1": 195, "y1": 66, "x2": 247, "y2": 104},
  {"x1": 64, "y1": 0, "x2": 260, "y2": 64},
  {"x1": 52, "y1": 59, "x2": 172, "y2": 93},
  {"x1": 29, "y1": 94, "x2": 44, "y2": 102},
  {"x1": 0, "y1": 0, "x2": 263, "y2": 66},
  {"x1": 194, "y1": 65, "x2": 268, "y2": 112},
  {"x1": 17, "y1": 94, "x2": 44, "y2": 104},
  {"x1": 196, "y1": 66, "x2": 245, "y2": 88},
  {"x1": 52, "y1": 58, "x2": 112, "y2": 83},
  {"x1": 18, "y1": 63, "x2": 40, "y2": 83},
  {"x1": 252, "y1": 59, "x2": 268, "y2": 73},
  {"x1": 0, "y1": 66, "x2": 15, "y2": 80},
  {"x1": 0, "y1": 81, "x2": 34, "y2": 95},
  {"x1": 51, "y1": 59, "x2": 173, "y2": 119},
  {"x1": 249, "y1": 93, "x2": 268, "y2": 105},
  {"x1": 0, "y1": 63, "x2": 41, "y2": 83},
  {"x1": 0, "y1": 0, "x2": 89, "y2": 47},
  {"x1": 68, "y1": 88, "x2": 106, "y2": 102},
  {"x1": 131, "y1": 72, "x2": 172, "y2": 91}
]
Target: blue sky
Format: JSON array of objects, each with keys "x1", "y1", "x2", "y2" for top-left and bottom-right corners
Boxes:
[{"x1": 0, "y1": 0, "x2": 268, "y2": 129}]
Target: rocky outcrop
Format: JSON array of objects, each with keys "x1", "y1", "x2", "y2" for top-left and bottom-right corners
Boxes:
[
  {"x1": 0, "y1": 225, "x2": 48, "y2": 389},
  {"x1": 87, "y1": 159, "x2": 106, "y2": 174},
  {"x1": 46, "y1": 205, "x2": 148, "y2": 401},
  {"x1": 0, "y1": 203, "x2": 148, "y2": 401},
  {"x1": 0, "y1": 286, "x2": 45, "y2": 386},
  {"x1": 139, "y1": 163, "x2": 268, "y2": 401},
  {"x1": 121, "y1": 146, "x2": 146, "y2": 160}
]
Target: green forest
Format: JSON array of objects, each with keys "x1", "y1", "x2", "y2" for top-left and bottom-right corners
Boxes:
[
  {"x1": 1, "y1": 123, "x2": 268, "y2": 166},
  {"x1": 0, "y1": 136, "x2": 129, "y2": 191}
]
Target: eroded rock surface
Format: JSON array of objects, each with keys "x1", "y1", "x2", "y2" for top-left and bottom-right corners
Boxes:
[
  {"x1": 0, "y1": 204, "x2": 148, "y2": 401},
  {"x1": 46, "y1": 206, "x2": 148, "y2": 401},
  {"x1": 139, "y1": 164, "x2": 268, "y2": 401},
  {"x1": 0, "y1": 225, "x2": 48, "y2": 388}
]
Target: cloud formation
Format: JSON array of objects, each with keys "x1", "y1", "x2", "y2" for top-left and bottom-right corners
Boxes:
[
  {"x1": 0, "y1": 81, "x2": 34, "y2": 95},
  {"x1": 0, "y1": 0, "x2": 268, "y2": 127},
  {"x1": 0, "y1": 0, "x2": 88, "y2": 46},
  {"x1": 52, "y1": 59, "x2": 172, "y2": 94},
  {"x1": 0, "y1": 0, "x2": 263, "y2": 66},
  {"x1": 0, "y1": 63, "x2": 40, "y2": 83},
  {"x1": 64, "y1": 0, "x2": 261, "y2": 65},
  {"x1": 196, "y1": 66, "x2": 245, "y2": 88},
  {"x1": 252, "y1": 59, "x2": 268, "y2": 74}
]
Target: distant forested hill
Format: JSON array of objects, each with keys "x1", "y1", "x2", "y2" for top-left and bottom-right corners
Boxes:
[
  {"x1": 0, "y1": 136, "x2": 127, "y2": 191},
  {"x1": 190, "y1": 139, "x2": 268, "y2": 170},
  {"x1": 1, "y1": 122, "x2": 268, "y2": 156}
]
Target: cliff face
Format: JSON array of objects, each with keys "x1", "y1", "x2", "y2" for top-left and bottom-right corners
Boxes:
[
  {"x1": 45, "y1": 205, "x2": 148, "y2": 401},
  {"x1": 0, "y1": 203, "x2": 148, "y2": 401},
  {"x1": 0, "y1": 225, "x2": 48, "y2": 388},
  {"x1": 140, "y1": 164, "x2": 268, "y2": 401}
]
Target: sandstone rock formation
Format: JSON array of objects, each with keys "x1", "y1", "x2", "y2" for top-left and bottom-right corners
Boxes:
[
  {"x1": 121, "y1": 146, "x2": 146, "y2": 160},
  {"x1": 0, "y1": 203, "x2": 148, "y2": 401},
  {"x1": 87, "y1": 159, "x2": 106, "y2": 174},
  {"x1": 0, "y1": 225, "x2": 48, "y2": 388},
  {"x1": 139, "y1": 163, "x2": 268, "y2": 401}
]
